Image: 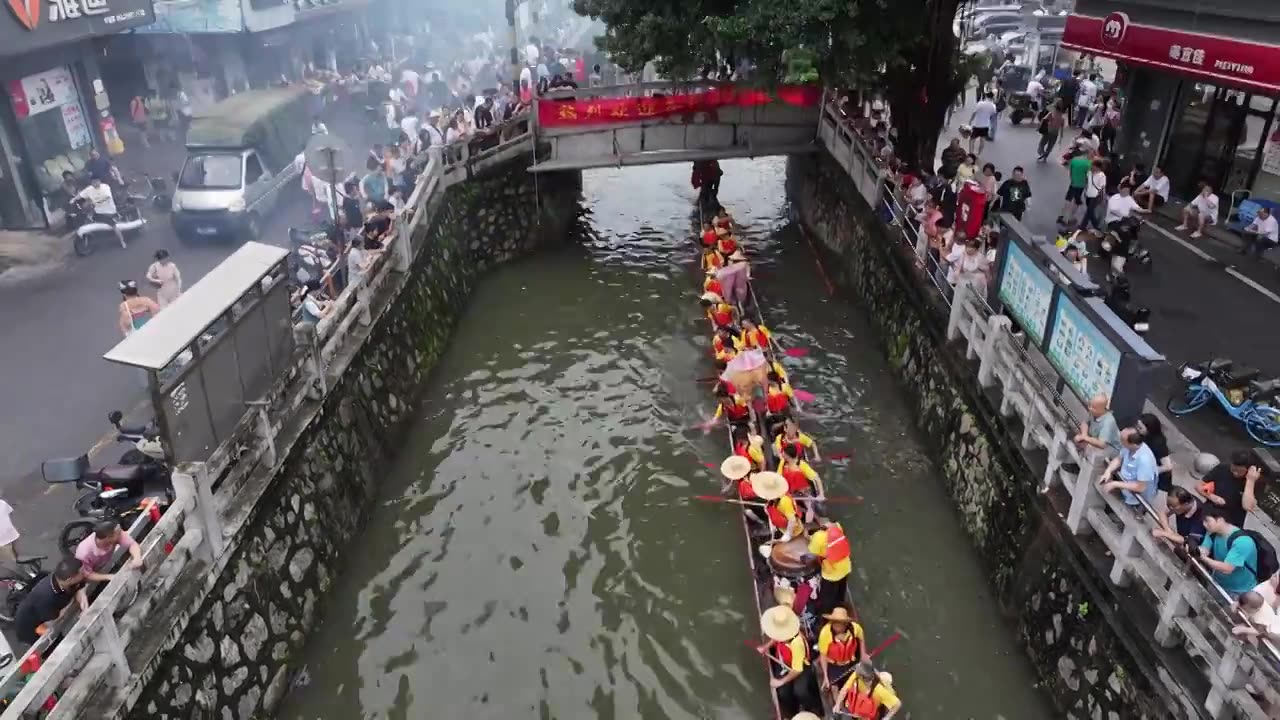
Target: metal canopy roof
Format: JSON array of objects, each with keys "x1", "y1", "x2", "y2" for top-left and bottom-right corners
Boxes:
[{"x1": 103, "y1": 242, "x2": 289, "y2": 371}]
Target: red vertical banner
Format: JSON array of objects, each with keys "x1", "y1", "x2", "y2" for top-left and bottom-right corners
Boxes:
[{"x1": 537, "y1": 84, "x2": 821, "y2": 128}]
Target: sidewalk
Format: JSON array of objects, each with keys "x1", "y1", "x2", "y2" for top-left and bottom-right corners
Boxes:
[
  {"x1": 944, "y1": 101, "x2": 1280, "y2": 465},
  {"x1": 0, "y1": 99, "x2": 388, "y2": 559}
]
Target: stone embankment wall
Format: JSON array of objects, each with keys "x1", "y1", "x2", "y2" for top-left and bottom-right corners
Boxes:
[
  {"x1": 786, "y1": 153, "x2": 1183, "y2": 720},
  {"x1": 126, "y1": 160, "x2": 582, "y2": 720}
]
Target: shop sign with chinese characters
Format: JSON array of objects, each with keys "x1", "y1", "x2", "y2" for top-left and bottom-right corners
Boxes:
[
  {"x1": 537, "y1": 85, "x2": 822, "y2": 129},
  {"x1": 1063, "y1": 13, "x2": 1280, "y2": 92},
  {"x1": 0, "y1": 0, "x2": 154, "y2": 56}
]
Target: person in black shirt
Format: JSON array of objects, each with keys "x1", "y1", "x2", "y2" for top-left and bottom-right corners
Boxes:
[
  {"x1": 474, "y1": 96, "x2": 495, "y2": 130},
  {"x1": 1138, "y1": 412, "x2": 1175, "y2": 492},
  {"x1": 996, "y1": 166, "x2": 1033, "y2": 221},
  {"x1": 341, "y1": 180, "x2": 363, "y2": 231},
  {"x1": 14, "y1": 557, "x2": 86, "y2": 644},
  {"x1": 1153, "y1": 486, "x2": 1206, "y2": 548},
  {"x1": 1057, "y1": 71, "x2": 1081, "y2": 126},
  {"x1": 1200, "y1": 449, "x2": 1263, "y2": 527},
  {"x1": 83, "y1": 149, "x2": 114, "y2": 184}
]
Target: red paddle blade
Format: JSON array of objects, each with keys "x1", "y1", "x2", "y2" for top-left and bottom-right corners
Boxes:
[
  {"x1": 703, "y1": 463, "x2": 717, "y2": 468},
  {"x1": 783, "y1": 347, "x2": 809, "y2": 358},
  {"x1": 693, "y1": 495, "x2": 728, "y2": 502},
  {"x1": 793, "y1": 389, "x2": 817, "y2": 403},
  {"x1": 829, "y1": 452, "x2": 853, "y2": 461}
]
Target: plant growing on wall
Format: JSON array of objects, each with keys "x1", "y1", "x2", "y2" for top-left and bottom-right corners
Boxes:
[{"x1": 571, "y1": 0, "x2": 968, "y2": 169}]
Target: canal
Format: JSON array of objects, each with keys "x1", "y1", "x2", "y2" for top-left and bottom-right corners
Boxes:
[{"x1": 280, "y1": 159, "x2": 1053, "y2": 719}]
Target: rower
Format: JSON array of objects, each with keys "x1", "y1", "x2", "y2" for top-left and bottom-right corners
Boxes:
[
  {"x1": 721, "y1": 455, "x2": 765, "y2": 525},
  {"x1": 752, "y1": 471, "x2": 803, "y2": 541},
  {"x1": 757, "y1": 604, "x2": 822, "y2": 715},
  {"x1": 703, "y1": 270, "x2": 724, "y2": 298},
  {"x1": 740, "y1": 317, "x2": 773, "y2": 350},
  {"x1": 700, "y1": 221, "x2": 718, "y2": 248},
  {"x1": 816, "y1": 606, "x2": 869, "y2": 700},
  {"x1": 712, "y1": 326, "x2": 742, "y2": 358},
  {"x1": 702, "y1": 246, "x2": 724, "y2": 272},
  {"x1": 746, "y1": 433, "x2": 766, "y2": 471},
  {"x1": 779, "y1": 445, "x2": 824, "y2": 523},
  {"x1": 714, "y1": 207, "x2": 734, "y2": 230},
  {"x1": 710, "y1": 385, "x2": 751, "y2": 430},
  {"x1": 835, "y1": 661, "x2": 903, "y2": 720},
  {"x1": 774, "y1": 417, "x2": 820, "y2": 463},
  {"x1": 808, "y1": 519, "x2": 852, "y2": 618},
  {"x1": 717, "y1": 229, "x2": 738, "y2": 258},
  {"x1": 764, "y1": 371, "x2": 793, "y2": 436}
]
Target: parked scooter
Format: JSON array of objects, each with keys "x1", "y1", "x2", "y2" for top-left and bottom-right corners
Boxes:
[
  {"x1": 107, "y1": 410, "x2": 165, "y2": 464},
  {"x1": 0, "y1": 556, "x2": 47, "y2": 626},
  {"x1": 288, "y1": 227, "x2": 336, "y2": 286},
  {"x1": 41, "y1": 453, "x2": 173, "y2": 554},
  {"x1": 69, "y1": 195, "x2": 147, "y2": 257},
  {"x1": 1104, "y1": 275, "x2": 1151, "y2": 335}
]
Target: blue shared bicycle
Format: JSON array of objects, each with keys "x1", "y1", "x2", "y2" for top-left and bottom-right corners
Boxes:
[{"x1": 1167, "y1": 358, "x2": 1280, "y2": 447}]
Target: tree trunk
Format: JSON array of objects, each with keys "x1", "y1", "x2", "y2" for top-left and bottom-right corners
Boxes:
[{"x1": 887, "y1": 0, "x2": 963, "y2": 171}]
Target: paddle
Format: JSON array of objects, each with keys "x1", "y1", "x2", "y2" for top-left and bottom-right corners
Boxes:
[
  {"x1": 782, "y1": 347, "x2": 809, "y2": 358},
  {"x1": 742, "y1": 640, "x2": 795, "y2": 673},
  {"x1": 693, "y1": 494, "x2": 863, "y2": 506},
  {"x1": 792, "y1": 389, "x2": 817, "y2": 404},
  {"x1": 868, "y1": 630, "x2": 904, "y2": 659},
  {"x1": 828, "y1": 452, "x2": 854, "y2": 461}
]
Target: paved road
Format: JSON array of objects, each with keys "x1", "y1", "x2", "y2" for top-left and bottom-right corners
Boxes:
[
  {"x1": 950, "y1": 104, "x2": 1280, "y2": 457},
  {"x1": 0, "y1": 106, "x2": 385, "y2": 558}
]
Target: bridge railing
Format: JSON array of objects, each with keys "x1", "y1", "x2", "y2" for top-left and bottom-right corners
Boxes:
[{"x1": 818, "y1": 96, "x2": 1280, "y2": 716}]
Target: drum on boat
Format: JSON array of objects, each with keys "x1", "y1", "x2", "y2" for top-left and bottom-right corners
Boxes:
[{"x1": 764, "y1": 537, "x2": 821, "y2": 579}]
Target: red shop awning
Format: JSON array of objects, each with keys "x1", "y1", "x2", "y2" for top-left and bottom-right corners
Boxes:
[{"x1": 1063, "y1": 12, "x2": 1280, "y2": 93}]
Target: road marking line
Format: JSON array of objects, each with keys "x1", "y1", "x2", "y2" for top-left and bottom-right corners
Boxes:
[
  {"x1": 1146, "y1": 221, "x2": 1280, "y2": 306},
  {"x1": 1144, "y1": 221, "x2": 1215, "y2": 262},
  {"x1": 1226, "y1": 267, "x2": 1280, "y2": 305}
]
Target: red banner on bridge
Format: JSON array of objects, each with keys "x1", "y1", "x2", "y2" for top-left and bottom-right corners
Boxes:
[{"x1": 537, "y1": 84, "x2": 822, "y2": 128}]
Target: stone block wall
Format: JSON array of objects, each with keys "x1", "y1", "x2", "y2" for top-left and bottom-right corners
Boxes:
[
  {"x1": 124, "y1": 159, "x2": 582, "y2": 720},
  {"x1": 785, "y1": 153, "x2": 1189, "y2": 720}
]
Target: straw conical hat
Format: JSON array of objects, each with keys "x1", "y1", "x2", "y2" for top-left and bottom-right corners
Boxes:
[
  {"x1": 720, "y1": 455, "x2": 752, "y2": 481},
  {"x1": 700, "y1": 291, "x2": 723, "y2": 303},
  {"x1": 772, "y1": 583, "x2": 795, "y2": 607},
  {"x1": 761, "y1": 604, "x2": 801, "y2": 641},
  {"x1": 792, "y1": 713, "x2": 822, "y2": 720},
  {"x1": 749, "y1": 434, "x2": 764, "y2": 447},
  {"x1": 751, "y1": 471, "x2": 788, "y2": 501},
  {"x1": 823, "y1": 607, "x2": 854, "y2": 623}
]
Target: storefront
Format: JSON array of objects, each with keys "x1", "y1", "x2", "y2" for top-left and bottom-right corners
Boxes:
[
  {"x1": 1063, "y1": 3, "x2": 1280, "y2": 205},
  {"x1": 0, "y1": 0, "x2": 155, "y2": 229}
]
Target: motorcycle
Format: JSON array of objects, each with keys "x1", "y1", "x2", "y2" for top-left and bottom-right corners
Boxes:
[
  {"x1": 1103, "y1": 275, "x2": 1151, "y2": 335},
  {"x1": 69, "y1": 195, "x2": 147, "y2": 257},
  {"x1": 107, "y1": 410, "x2": 165, "y2": 464},
  {"x1": 41, "y1": 453, "x2": 174, "y2": 554},
  {"x1": 288, "y1": 227, "x2": 336, "y2": 286},
  {"x1": 1098, "y1": 216, "x2": 1149, "y2": 280},
  {"x1": 0, "y1": 556, "x2": 47, "y2": 626}
]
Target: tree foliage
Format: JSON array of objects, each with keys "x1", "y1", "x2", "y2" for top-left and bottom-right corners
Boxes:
[{"x1": 571, "y1": 0, "x2": 968, "y2": 168}]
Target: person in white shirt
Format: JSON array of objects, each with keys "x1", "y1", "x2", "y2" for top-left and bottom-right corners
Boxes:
[
  {"x1": 76, "y1": 177, "x2": 126, "y2": 247},
  {"x1": 400, "y1": 67, "x2": 420, "y2": 97},
  {"x1": 0, "y1": 498, "x2": 19, "y2": 565},
  {"x1": 1232, "y1": 589, "x2": 1280, "y2": 645},
  {"x1": 525, "y1": 42, "x2": 540, "y2": 68},
  {"x1": 1132, "y1": 165, "x2": 1170, "y2": 212},
  {"x1": 423, "y1": 112, "x2": 444, "y2": 147},
  {"x1": 1241, "y1": 207, "x2": 1279, "y2": 258},
  {"x1": 400, "y1": 112, "x2": 420, "y2": 141},
  {"x1": 968, "y1": 92, "x2": 998, "y2": 155},
  {"x1": 1104, "y1": 183, "x2": 1147, "y2": 226},
  {"x1": 1078, "y1": 160, "x2": 1108, "y2": 234},
  {"x1": 1075, "y1": 74, "x2": 1098, "y2": 127},
  {"x1": 1176, "y1": 184, "x2": 1220, "y2": 238},
  {"x1": 1026, "y1": 77, "x2": 1044, "y2": 109}
]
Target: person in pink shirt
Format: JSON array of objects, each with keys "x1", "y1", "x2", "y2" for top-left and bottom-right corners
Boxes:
[{"x1": 75, "y1": 521, "x2": 144, "y2": 582}]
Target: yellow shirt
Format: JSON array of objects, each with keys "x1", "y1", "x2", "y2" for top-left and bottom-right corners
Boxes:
[
  {"x1": 774, "y1": 432, "x2": 815, "y2": 459},
  {"x1": 841, "y1": 673, "x2": 901, "y2": 712},
  {"x1": 809, "y1": 529, "x2": 853, "y2": 581},
  {"x1": 771, "y1": 495, "x2": 799, "y2": 533},
  {"x1": 740, "y1": 325, "x2": 773, "y2": 349},
  {"x1": 712, "y1": 395, "x2": 748, "y2": 421},
  {"x1": 780, "y1": 633, "x2": 809, "y2": 672},
  {"x1": 817, "y1": 621, "x2": 865, "y2": 662},
  {"x1": 703, "y1": 251, "x2": 723, "y2": 271},
  {"x1": 747, "y1": 444, "x2": 766, "y2": 469},
  {"x1": 771, "y1": 360, "x2": 788, "y2": 381}
]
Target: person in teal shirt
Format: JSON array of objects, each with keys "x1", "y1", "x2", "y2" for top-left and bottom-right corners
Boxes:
[{"x1": 1199, "y1": 506, "x2": 1258, "y2": 597}]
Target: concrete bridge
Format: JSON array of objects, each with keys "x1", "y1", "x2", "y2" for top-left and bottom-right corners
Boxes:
[{"x1": 4, "y1": 82, "x2": 1278, "y2": 720}]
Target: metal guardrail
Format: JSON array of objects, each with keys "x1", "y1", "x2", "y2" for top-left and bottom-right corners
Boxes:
[
  {"x1": 0, "y1": 110, "x2": 541, "y2": 720},
  {"x1": 818, "y1": 95, "x2": 1280, "y2": 717}
]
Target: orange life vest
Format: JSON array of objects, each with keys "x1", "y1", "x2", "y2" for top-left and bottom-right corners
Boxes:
[
  {"x1": 705, "y1": 278, "x2": 723, "y2": 296},
  {"x1": 744, "y1": 328, "x2": 767, "y2": 349},
  {"x1": 781, "y1": 463, "x2": 810, "y2": 494},
  {"x1": 723, "y1": 399, "x2": 749, "y2": 420},
  {"x1": 701, "y1": 230, "x2": 717, "y2": 247},
  {"x1": 775, "y1": 636, "x2": 809, "y2": 668},
  {"x1": 738, "y1": 478, "x2": 758, "y2": 500},
  {"x1": 766, "y1": 387, "x2": 789, "y2": 414},
  {"x1": 718, "y1": 236, "x2": 737, "y2": 255},
  {"x1": 704, "y1": 251, "x2": 724, "y2": 269},
  {"x1": 845, "y1": 677, "x2": 883, "y2": 720},
  {"x1": 712, "y1": 306, "x2": 733, "y2": 327},
  {"x1": 825, "y1": 523, "x2": 851, "y2": 563},
  {"x1": 826, "y1": 629, "x2": 860, "y2": 665},
  {"x1": 766, "y1": 498, "x2": 791, "y2": 530}
]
